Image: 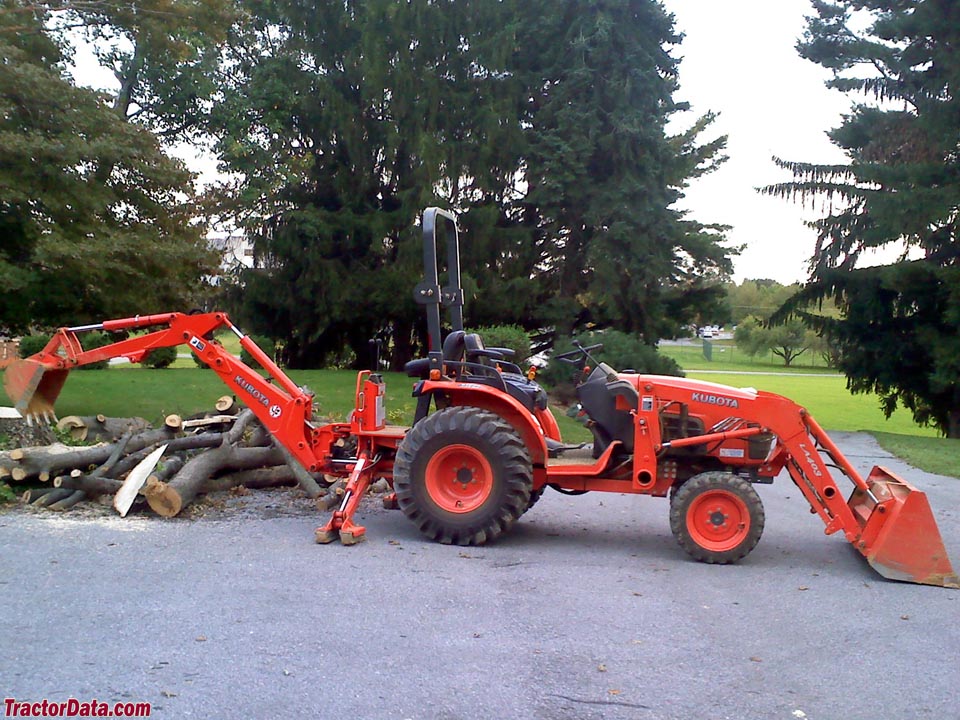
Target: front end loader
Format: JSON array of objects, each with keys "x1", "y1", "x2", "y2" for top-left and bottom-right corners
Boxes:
[{"x1": 2, "y1": 208, "x2": 956, "y2": 587}]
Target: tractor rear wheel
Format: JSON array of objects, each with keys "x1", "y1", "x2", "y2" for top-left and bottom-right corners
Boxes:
[
  {"x1": 669, "y1": 471, "x2": 764, "y2": 564},
  {"x1": 393, "y1": 407, "x2": 532, "y2": 545}
]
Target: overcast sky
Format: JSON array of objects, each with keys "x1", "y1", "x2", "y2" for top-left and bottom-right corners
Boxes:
[{"x1": 662, "y1": 0, "x2": 854, "y2": 285}]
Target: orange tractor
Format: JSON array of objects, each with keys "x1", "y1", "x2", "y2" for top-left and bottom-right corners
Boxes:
[{"x1": 3, "y1": 208, "x2": 956, "y2": 588}]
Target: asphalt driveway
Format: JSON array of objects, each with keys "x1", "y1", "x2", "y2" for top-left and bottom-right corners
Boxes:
[{"x1": 1, "y1": 432, "x2": 957, "y2": 719}]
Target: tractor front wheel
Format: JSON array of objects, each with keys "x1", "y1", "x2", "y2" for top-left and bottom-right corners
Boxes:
[
  {"x1": 393, "y1": 407, "x2": 533, "y2": 545},
  {"x1": 669, "y1": 472, "x2": 765, "y2": 564}
]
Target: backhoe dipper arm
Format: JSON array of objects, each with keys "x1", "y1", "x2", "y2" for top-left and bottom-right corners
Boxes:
[{"x1": 20, "y1": 312, "x2": 323, "y2": 472}]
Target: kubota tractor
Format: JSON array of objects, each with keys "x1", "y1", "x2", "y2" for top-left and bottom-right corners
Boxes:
[{"x1": 3, "y1": 208, "x2": 956, "y2": 588}]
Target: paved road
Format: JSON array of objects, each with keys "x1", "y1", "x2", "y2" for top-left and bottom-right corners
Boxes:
[{"x1": 1, "y1": 433, "x2": 958, "y2": 720}]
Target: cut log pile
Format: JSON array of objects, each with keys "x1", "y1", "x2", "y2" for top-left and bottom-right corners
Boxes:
[{"x1": 0, "y1": 396, "x2": 356, "y2": 518}]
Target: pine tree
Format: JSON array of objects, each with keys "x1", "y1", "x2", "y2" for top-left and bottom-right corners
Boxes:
[
  {"x1": 768, "y1": 0, "x2": 960, "y2": 436},
  {"x1": 515, "y1": 0, "x2": 733, "y2": 342}
]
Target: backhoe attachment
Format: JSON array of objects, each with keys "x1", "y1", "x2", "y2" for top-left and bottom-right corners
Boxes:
[{"x1": 3, "y1": 357, "x2": 68, "y2": 422}]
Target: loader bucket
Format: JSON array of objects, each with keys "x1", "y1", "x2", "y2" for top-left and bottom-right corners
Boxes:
[
  {"x1": 2, "y1": 359, "x2": 68, "y2": 421},
  {"x1": 849, "y1": 466, "x2": 959, "y2": 588}
]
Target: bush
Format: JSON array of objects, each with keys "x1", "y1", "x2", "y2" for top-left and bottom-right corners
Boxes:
[
  {"x1": 142, "y1": 346, "x2": 177, "y2": 369},
  {"x1": 469, "y1": 325, "x2": 532, "y2": 363},
  {"x1": 241, "y1": 335, "x2": 277, "y2": 370},
  {"x1": 18, "y1": 334, "x2": 51, "y2": 358},
  {"x1": 77, "y1": 331, "x2": 112, "y2": 370},
  {"x1": 540, "y1": 329, "x2": 683, "y2": 388},
  {"x1": 19, "y1": 331, "x2": 111, "y2": 369}
]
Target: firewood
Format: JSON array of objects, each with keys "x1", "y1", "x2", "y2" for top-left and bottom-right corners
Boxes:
[
  {"x1": 1, "y1": 427, "x2": 178, "y2": 481},
  {"x1": 54, "y1": 474, "x2": 122, "y2": 495},
  {"x1": 48, "y1": 490, "x2": 86, "y2": 511},
  {"x1": 203, "y1": 465, "x2": 298, "y2": 492},
  {"x1": 55, "y1": 415, "x2": 151, "y2": 443},
  {"x1": 316, "y1": 479, "x2": 346, "y2": 511},
  {"x1": 144, "y1": 414, "x2": 281, "y2": 517},
  {"x1": 31, "y1": 488, "x2": 74, "y2": 508},
  {"x1": 146, "y1": 446, "x2": 284, "y2": 517},
  {"x1": 107, "y1": 432, "x2": 224, "y2": 479},
  {"x1": 271, "y1": 439, "x2": 323, "y2": 498},
  {"x1": 113, "y1": 444, "x2": 167, "y2": 517},
  {"x1": 21, "y1": 487, "x2": 55, "y2": 503},
  {"x1": 147, "y1": 456, "x2": 185, "y2": 485},
  {"x1": 215, "y1": 396, "x2": 237, "y2": 414}
]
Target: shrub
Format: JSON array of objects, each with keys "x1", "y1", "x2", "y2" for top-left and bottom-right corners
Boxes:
[
  {"x1": 19, "y1": 331, "x2": 111, "y2": 369},
  {"x1": 18, "y1": 334, "x2": 51, "y2": 358},
  {"x1": 469, "y1": 325, "x2": 532, "y2": 363},
  {"x1": 77, "y1": 331, "x2": 112, "y2": 370},
  {"x1": 142, "y1": 346, "x2": 177, "y2": 369},
  {"x1": 241, "y1": 335, "x2": 277, "y2": 370},
  {"x1": 540, "y1": 329, "x2": 683, "y2": 389}
]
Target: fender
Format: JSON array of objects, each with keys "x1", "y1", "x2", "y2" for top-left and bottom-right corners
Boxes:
[{"x1": 417, "y1": 379, "x2": 549, "y2": 468}]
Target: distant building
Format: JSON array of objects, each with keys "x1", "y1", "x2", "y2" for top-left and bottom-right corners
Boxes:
[{"x1": 207, "y1": 230, "x2": 255, "y2": 283}]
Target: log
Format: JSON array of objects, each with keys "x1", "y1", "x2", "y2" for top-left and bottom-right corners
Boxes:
[
  {"x1": 48, "y1": 490, "x2": 86, "y2": 511},
  {"x1": 316, "y1": 479, "x2": 346, "y2": 511},
  {"x1": 0, "y1": 426, "x2": 178, "y2": 481},
  {"x1": 272, "y1": 439, "x2": 323, "y2": 498},
  {"x1": 31, "y1": 488, "x2": 73, "y2": 508},
  {"x1": 147, "y1": 455, "x2": 185, "y2": 484},
  {"x1": 55, "y1": 415, "x2": 151, "y2": 443},
  {"x1": 145, "y1": 445, "x2": 284, "y2": 517},
  {"x1": 107, "y1": 432, "x2": 224, "y2": 479},
  {"x1": 202, "y1": 465, "x2": 298, "y2": 492},
  {"x1": 49, "y1": 431, "x2": 133, "y2": 498},
  {"x1": 21, "y1": 487, "x2": 55, "y2": 503},
  {"x1": 215, "y1": 396, "x2": 238, "y2": 414},
  {"x1": 54, "y1": 473, "x2": 122, "y2": 495}
]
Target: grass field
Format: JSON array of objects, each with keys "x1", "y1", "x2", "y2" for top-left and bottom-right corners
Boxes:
[
  {"x1": 659, "y1": 339, "x2": 837, "y2": 373},
  {"x1": 11, "y1": 359, "x2": 957, "y2": 478}
]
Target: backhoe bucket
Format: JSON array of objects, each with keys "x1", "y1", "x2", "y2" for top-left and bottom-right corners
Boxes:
[
  {"x1": 2, "y1": 359, "x2": 68, "y2": 421},
  {"x1": 849, "y1": 466, "x2": 958, "y2": 588}
]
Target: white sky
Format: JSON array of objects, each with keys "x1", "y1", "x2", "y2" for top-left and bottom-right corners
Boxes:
[{"x1": 663, "y1": 0, "x2": 853, "y2": 284}]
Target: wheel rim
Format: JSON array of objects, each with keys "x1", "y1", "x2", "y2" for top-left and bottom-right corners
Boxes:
[
  {"x1": 686, "y1": 489, "x2": 751, "y2": 552},
  {"x1": 424, "y1": 444, "x2": 494, "y2": 513}
]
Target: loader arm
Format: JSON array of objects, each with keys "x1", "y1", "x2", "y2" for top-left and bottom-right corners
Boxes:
[
  {"x1": 4, "y1": 312, "x2": 325, "y2": 473},
  {"x1": 747, "y1": 391, "x2": 958, "y2": 587}
]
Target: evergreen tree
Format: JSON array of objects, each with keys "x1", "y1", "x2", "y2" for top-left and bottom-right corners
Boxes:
[
  {"x1": 515, "y1": 0, "x2": 733, "y2": 342},
  {"x1": 208, "y1": 0, "x2": 734, "y2": 367},
  {"x1": 0, "y1": 4, "x2": 216, "y2": 332},
  {"x1": 210, "y1": 0, "x2": 524, "y2": 368},
  {"x1": 768, "y1": 0, "x2": 960, "y2": 436}
]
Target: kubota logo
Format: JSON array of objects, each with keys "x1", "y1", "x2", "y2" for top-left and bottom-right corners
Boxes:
[
  {"x1": 799, "y1": 443, "x2": 823, "y2": 477},
  {"x1": 690, "y1": 392, "x2": 739, "y2": 409},
  {"x1": 234, "y1": 375, "x2": 270, "y2": 407}
]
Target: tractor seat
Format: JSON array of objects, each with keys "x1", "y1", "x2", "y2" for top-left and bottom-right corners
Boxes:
[
  {"x1": 577, "y1": 369, "x2": 637, "y2": 456},
  {"x1": 404, "y1": 330, "x2": 467, "y2": 378}
]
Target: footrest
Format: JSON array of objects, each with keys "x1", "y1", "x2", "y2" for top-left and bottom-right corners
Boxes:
[{"x1": 545, "y1": 438, "x2": 589, "y2": 459}]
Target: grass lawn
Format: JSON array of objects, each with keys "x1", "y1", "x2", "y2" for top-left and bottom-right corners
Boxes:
[
  {"x1": 12, "y1": 363, "x2": 957, "y2": 479},
  {"x1": 659, "y1": 339, "x2": 837, "y2": 374}
]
